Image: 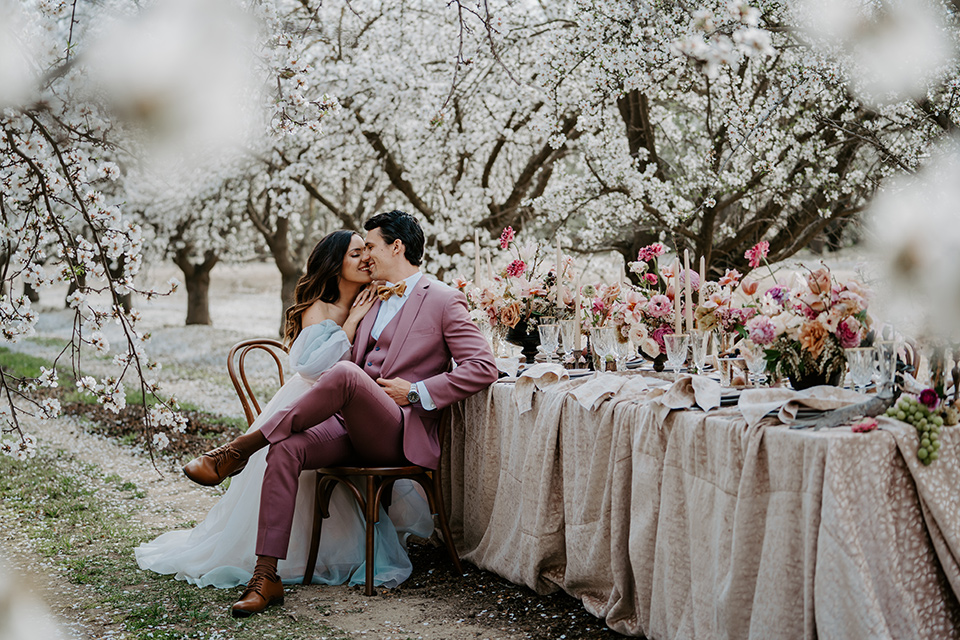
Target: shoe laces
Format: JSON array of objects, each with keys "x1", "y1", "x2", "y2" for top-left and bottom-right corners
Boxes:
[
  {"x1": 207, "y1": 444, "x2": 242, "y2": 474},
  {"x1": 242, "y1": 568, "x2": 277, "y2": 598}
]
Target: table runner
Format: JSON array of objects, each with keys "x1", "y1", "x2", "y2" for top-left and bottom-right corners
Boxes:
[{"x1": 442, "y1": 376, "x2": 960, "y2": 638}]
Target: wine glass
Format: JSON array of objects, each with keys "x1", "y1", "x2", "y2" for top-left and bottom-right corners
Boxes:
[
  {"x1": 845, "y1": 347, "x2": 876, "y2": 393},
  {"x1": 741, "y1": 340, "x2": 768, "y2": 387},
  {"x1": 591, "y1": 326, "x2": 614, "y2": 372},
  {"x1": 538, "y1": 323, "x2": 561, "y2": 363},
  {"x1": 664, "y1": 333, "x2": 690, "y2": 381},
  {"x1": 690, "y1": 330, "x2": 712, "y2": 375},
  {"x1": 875, "y1": 340, "x2": 897, "y2": 387},
  {"x1": 718, "y1": 356, "x2": 745, "y2": 388},
  {"x1": 560, "y1": 319, "x2": 579, "y2": 367},
  {"x1": 612, "y1": 335, "x2": 633, "y2": 371}
]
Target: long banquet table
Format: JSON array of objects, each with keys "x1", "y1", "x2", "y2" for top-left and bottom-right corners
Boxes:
[{"x1": 441, "y1": 373, "x2": 960, "y2": 639}]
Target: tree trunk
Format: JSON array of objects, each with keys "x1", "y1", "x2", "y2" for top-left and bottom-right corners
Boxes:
[
  {"x1": 173, "y1": 247, "x2": 219, "y2": 326},
  {"x1": 65, "y1": 270, "x2": 87, "y2": 308},
  {"x1": 109, "y1": 258, "x2": 133, "y2": 314}
]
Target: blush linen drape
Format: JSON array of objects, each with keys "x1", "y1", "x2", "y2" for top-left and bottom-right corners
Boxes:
[{"x1": 443, "y1": 379, "x2": 960, "y2": 639}]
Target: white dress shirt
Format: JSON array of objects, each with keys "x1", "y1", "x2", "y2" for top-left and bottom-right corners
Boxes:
[{"x1": 370, "y1": 272, "x2": 436, "y2": 411}]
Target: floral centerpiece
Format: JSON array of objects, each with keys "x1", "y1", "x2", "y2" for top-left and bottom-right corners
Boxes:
[
  {"x1": 456, "y1": 227, "x2": 576, "y2": 363},
  {"x1": 739, "y1": 260, "x2": 871, "y2": 387}
]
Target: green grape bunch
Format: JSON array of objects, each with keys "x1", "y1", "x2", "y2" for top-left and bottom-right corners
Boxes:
[{"x1": 885, "y1": 396, "x2": 944, "y2": 466}]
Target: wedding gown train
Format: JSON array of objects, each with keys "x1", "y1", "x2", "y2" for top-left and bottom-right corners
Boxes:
[{"x1": 135, "y1": 320, "x2": 435, "y2": 588}]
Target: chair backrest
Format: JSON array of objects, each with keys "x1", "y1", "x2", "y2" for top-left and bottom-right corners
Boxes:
[{"x1": 227, "y1": 338, "x2": 289, "y2": 426}]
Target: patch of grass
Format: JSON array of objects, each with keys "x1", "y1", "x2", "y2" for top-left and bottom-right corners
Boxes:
[
  {"x1": 0, "y1": 346, "x2": 73, "y2": 381},
  {"x1": 0, "y1": 448, "x2": 350, "y2": 640}
]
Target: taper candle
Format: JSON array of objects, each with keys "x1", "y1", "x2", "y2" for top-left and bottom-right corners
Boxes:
[
  {"x1": 699, "y1": 255, "x2": 706, "y2": 301},
  {"x1": 474, "y1": 229, "x2": 481, "y2": 285},
  {"x1": 673, "y1": 258, "x2": 682, "y2": 334},
  {"x1": 574, "y1": 272, "x2": 583, "y2": 351},
  {"x1": 684, "y1": 249, "x2": 693, "y2": 333}
]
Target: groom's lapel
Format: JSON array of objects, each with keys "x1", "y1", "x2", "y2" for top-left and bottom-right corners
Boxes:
[
  {"x1": 382, "y1": 277, "x2": 429, "y2": 374},
  {"x1": 352, "y1": 299, "x2": 381, "y2": 365}
]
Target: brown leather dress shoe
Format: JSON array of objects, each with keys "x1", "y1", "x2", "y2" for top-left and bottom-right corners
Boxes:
[
  {"x1": 182, "y1": 443, "x2": 249, "y2": 486},
  {"x1": 231, "y1": 569, "x2": 284, "y2": 618}
]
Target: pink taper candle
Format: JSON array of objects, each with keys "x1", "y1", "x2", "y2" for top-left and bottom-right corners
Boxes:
[{"x1": 673, "y1": 258, "x2": 682, "y2": 334}]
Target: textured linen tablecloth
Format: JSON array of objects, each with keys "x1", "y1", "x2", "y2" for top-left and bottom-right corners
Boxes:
[{"x1": 441, "y1": 376, "x2": 960, "y2": 639}]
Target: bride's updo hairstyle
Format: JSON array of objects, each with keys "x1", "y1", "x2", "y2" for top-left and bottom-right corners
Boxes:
[{"x1": 283, "y1": 230, "x2": 360, "y2": 346}]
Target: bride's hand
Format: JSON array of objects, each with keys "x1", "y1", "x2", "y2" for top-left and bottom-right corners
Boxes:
[{"x1": 348, "y1": 285, "x2": 377, "y2": 322}]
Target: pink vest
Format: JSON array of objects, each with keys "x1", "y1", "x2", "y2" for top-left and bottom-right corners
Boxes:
[{"x1": 360, "y1": 313, "x2": 401, "y2": 380}]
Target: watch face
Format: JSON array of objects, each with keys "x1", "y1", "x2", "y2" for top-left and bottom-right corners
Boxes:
[{"x1": 407, "y1": 389, "x2": 420, "y2": 403}]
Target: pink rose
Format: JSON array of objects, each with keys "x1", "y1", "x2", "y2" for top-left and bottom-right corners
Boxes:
[
  {"x1": 836, "y1": 316, "x2": 861, "y2": 348},
  {"x1": 651, "y1": 325, "x2": 672, "y2": 350},
  {"x1": 919, "y1": 389, "x2": 940, "y2": 410},
  {"x1": 505, "y1": 259, "x2": 526, "y2": 278},
  {"x1": 645, "y1": 295, "x2": 673, "y2": 319},
  {"x1": 747, "y1": 315, "x2": 776, "y2": 345}
]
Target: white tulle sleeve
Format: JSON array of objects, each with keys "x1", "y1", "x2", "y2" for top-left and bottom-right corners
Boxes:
[{"x1": 288, "y1": 319, "x2": 351, "y2": 378}]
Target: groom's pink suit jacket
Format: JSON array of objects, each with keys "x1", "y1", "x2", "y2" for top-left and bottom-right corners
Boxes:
[{"x1": 349, "y1": 275, "x2": 497, "y2": 469}]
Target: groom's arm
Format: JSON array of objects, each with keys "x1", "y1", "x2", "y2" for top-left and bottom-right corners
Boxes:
[{"x1": 419, "y1": 290, "x2": 497, "y2": 410}]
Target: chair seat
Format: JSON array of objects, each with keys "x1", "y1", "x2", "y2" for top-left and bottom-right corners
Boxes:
[{"x1": 315, "y1": 465, "x2": 428, "y2": 476}]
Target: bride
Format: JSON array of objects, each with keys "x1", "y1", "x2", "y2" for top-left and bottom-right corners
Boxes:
[{"x1": 135, "y1": 230, "x2": 434, "y2": 588}]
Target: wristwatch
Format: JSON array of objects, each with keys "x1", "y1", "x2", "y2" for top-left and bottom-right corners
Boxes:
[{"x1": 406, "y1": 386, "x2": 421, "y2": 405}]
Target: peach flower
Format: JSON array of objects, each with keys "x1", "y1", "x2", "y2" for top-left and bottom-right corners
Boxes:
[
  {"x1": 799, "y1": 320, "x2": 829, "y2": 358},
  {"x1": 499, "y1": 302, "x2": 523, "y2": 328},
  {"x1": 806, "y1": 268, "x2": 831, "y2": 295}
]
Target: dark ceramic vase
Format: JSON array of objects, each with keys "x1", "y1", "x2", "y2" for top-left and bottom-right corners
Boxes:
[
  {"x1": 505, "y1": 322, "x2": 541, "y2": 365},
  {"x1": 788, "y1": 368, "x2": 843, "y2": 390}
]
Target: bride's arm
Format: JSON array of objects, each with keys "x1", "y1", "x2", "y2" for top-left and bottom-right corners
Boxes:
[
  {"x1": 288, "y1": 320, "x2": 351, "y2": 378},
  {"x1": 341, "y1": 285, "x2": 377, "y2": 343}
]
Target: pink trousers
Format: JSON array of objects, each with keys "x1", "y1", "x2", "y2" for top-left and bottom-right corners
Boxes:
[{"x1": 255, "y1": 361, "x2": 407, "y2": 559}]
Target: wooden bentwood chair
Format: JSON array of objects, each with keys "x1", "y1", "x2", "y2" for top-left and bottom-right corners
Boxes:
[{"x1": 226, "y1": 338, "x2": 463, "y2": 597}]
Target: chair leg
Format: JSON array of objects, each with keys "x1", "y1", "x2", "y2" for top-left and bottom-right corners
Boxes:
[
  {"x1": 363, "y1": 475, "x2": 376, "y2": 596},
  {"x1": 303, "y1": 482, "x2": 325, "y2": 585},
  {"x1": 432, "y1": 472, "x2": 463, "y2": 575}
]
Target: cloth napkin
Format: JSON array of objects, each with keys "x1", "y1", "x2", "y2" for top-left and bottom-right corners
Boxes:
[
  {"x1": 514, "y1": 363, "x2": 569, "y2": 413},
  {"x1": 738, "y1": 386, "x2": 866, "y2": 428},
  {"x1": 648, "y1": 374, "x2": 722, "y2": 423}
]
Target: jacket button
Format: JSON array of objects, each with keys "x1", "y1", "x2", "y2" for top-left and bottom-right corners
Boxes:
[
  {"x1": 367, "y1": 362, "x2": 372, "y2": 366},
  {"x1": 375, "y1": 346, "x2": 380, "y2": 351}
]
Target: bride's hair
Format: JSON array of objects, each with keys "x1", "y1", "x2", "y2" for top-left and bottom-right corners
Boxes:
[{"x1": 283, "y1": 230, "x2": 360, "y2": 345}]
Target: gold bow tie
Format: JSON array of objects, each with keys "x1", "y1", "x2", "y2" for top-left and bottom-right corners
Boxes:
[{"x1": 377, "y1": 282, "x2": 407, "y2": 301}]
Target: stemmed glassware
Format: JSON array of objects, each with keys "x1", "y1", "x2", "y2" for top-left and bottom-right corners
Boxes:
[
  {"x1": 845, "y1": 347, "x2": 877, "y2": 393},
  {"x1": 717, "y1": 356, "x2": 745, "y2": 388},
  {"x1": 612, "y1": 336, "x2": 633, "y2": 372},
  {"x1": 560, "y1": 319, "x2": 579, "y2": 368},
  {"x1": 741, "y1": 340, "x2": 768, "y2": 387},
  {"x1": 664, "y1": 333, "x2": 690, "y2": 381},
  {"x1": 690, "y1": 331, "x2": 712, "y2": 375},
  {"x1": 875, "y1": 340, "x2": 898, "y2": 388},
  {"x1": 538, "y1": 323, "x2": 561, "y2": 364},
  {"x1": 591, "y1": 326, "x2": 615, "y2": 372}
]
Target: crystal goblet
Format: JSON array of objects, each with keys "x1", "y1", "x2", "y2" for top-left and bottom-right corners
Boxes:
[
  {"x1": 538, "y1": 323, "x2": 561, "y2": 364},
  {"x1": 845, "y1": 347, "x2": 876, "y2": 393},
  {"x1": 690, "y1": 331, "x2": 712, "y2": 375},
  {"x1": 664, "y1": 333, "x2": 690, "y2": 382},
  {"x1": 560, "y1": 319, "x2": 579, "y2": 367},
  {"x1": 741, "y1": 340, "x2": 768, "y2": 387}
]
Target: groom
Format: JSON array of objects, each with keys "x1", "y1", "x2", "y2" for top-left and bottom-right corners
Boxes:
[{"x1": 182, "y1": 210, "x2": 498, "y2": 617}]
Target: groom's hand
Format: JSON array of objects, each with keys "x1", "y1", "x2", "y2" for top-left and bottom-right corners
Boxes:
[{"x1": 377, "y1": 377, "x2": 412, "y2": 406}]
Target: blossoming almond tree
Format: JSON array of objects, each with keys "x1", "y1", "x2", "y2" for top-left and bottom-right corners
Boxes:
[
  {"x1": 0, "y1": 0, "x2": 335, "y2": 458},
  {"x1": 527, "y1": 0, "x2": 960, "y2": 277}
]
